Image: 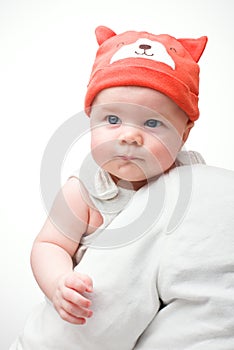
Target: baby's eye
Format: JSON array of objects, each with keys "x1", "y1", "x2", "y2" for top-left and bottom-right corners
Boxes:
[
  {"x1": 107, "y1": 115, "x2": 121, "y2": 124},
  {"x1": 144, "y1": 119, "x2": 162, "y2": 128}
]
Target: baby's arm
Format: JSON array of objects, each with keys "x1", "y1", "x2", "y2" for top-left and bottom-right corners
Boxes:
[{"x1": 31, "y1": 177, "x2": 99, "y2": 325}]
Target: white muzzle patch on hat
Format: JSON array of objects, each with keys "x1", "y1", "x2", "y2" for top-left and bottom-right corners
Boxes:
[{"x1": 110, "y1": 38, "x2": 175, "y2": 70}]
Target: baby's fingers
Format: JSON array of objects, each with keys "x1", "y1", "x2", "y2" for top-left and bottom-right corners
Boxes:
[
  {"x1": 65, "y1": 272, "x2": 93, "y2": 293},
  {"x1": 63, "y1": 287, "x2": 92, "y2": 309},
  {"x1": 74, "y1": 272, "x2": 93, "y2": 292},
  {"x1": 59, "y1": 308, "x2": 87, "y2": 325},
  {"x1": 62, "y1": 299, "x2": 93, "y2": 319}
]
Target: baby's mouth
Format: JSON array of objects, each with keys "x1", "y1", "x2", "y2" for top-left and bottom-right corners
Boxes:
[{"x1": 116, "y1": 155, "x2": 141, "y2": 161}]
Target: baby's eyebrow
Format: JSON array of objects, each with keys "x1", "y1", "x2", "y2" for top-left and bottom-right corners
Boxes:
[
  {"x1": 145, "y1": 112, "x2": 166, "y2": 121},
  {"x1": 94, "y1": 104, "x2": 122, "y2": 114}
]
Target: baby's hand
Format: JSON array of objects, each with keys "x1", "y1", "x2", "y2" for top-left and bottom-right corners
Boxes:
[{"x1": 52, "y1": 271, "x2": 93, "y2": 325}]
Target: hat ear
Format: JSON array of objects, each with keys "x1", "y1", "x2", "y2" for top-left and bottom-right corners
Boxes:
[
  {"x1": 95, "y1": 26, "x2": 116, "y2": 45},
  {"x1": 178, "y1": 36, "x2": 208, "y2": 62}
]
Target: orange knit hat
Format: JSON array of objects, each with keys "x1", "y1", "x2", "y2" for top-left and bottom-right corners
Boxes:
[{"x1": 85, "y1": 26, "x2": 208, "y2": 121}]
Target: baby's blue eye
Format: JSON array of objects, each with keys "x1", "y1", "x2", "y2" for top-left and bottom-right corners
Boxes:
[
  {"x1": 144, "y1": 119, "x2": 162, "y2": 128},
  {"x1": 107, "y1": 115, "x2": 121, "y2": 124}
]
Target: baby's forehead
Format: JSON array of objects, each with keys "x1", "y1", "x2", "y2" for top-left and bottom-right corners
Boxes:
[
  {"x1": 91, "y1": 101, "x2": 171, "y2": 124},
  {"x1": 92, "y1": 86, "x2": 170, "y2": 103},
  {"x1": 90, "y1": 86, "x2": 189, "y2": 127},
  {"x1": 92, "y1": 86, "x2": 181, "y2": 113}
]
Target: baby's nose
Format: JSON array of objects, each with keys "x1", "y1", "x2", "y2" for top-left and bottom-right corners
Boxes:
[{"x1": 119, "y1": 130, "x2": 143, "y2": 146}]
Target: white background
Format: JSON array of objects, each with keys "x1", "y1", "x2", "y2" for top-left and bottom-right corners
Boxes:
[{"x1": 1, "y1": 0, "x2": 234, "y2": 348}]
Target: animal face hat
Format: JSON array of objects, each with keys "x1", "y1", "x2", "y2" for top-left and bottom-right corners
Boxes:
[{"x1": 85, "y1": 26, "x2": 208, "y2": 121}]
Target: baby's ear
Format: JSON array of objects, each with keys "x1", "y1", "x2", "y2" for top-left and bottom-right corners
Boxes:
[
  {"x1": 95, "y1": 26, "x2": 116, "y2": 45},
  {"x1": 182, "y1": 120, "x2": 194, "y2": 143},
  {"x1": 178, "y1": 36, "x2": 208, "y2": 62}
]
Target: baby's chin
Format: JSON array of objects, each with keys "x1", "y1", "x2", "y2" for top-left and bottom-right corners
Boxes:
[
  {"x1": 104, "y1": 163, "x2": 146, "y2": 182},
  {"x1": 107, "y1": 170, "x2": 150, "y2": 191}
]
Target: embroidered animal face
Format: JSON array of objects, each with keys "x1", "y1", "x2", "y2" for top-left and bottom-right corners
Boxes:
[{"x1": 110, "y1": 38, "x2": 175, "y2": 69}]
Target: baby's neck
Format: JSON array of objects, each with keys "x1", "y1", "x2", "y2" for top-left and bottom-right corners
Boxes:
[{"x1": 110, "y1": 175, "x2": 150, "y2": 191}]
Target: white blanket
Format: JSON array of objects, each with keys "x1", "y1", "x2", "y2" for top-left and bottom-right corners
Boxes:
[{"x1": 10, "y1": 165, "x2": 234, "y2": 349}]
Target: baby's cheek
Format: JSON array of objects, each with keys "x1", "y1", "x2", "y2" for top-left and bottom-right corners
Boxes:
[
  {"x1": 91, "y1": 140, "x2": 113, "y2": 168},
  {"x1": 154, "y1": 131, "x2": 182, "y2": 159},
  {"x1": 148, "y1": 142, "x2": 177, "y2": 173}
]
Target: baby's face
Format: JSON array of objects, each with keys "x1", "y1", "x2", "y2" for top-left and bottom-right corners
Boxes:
[{"x1": 90, "y1": 86, "x2": 192, "y2": 188}]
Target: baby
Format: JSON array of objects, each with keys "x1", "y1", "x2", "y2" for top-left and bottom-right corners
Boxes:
[{"x1": 10, "y1": 26, "x2": 234, "y2": 350}]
